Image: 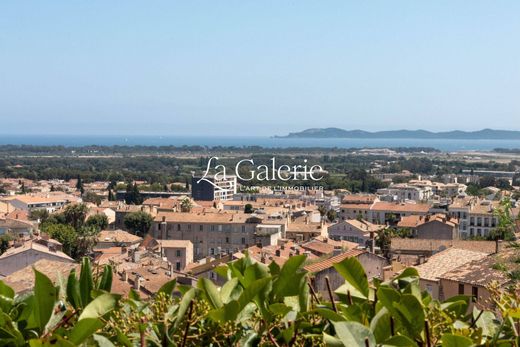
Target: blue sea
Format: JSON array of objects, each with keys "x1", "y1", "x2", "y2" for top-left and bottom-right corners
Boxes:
[{"x1": 1, "y1": 135, "x2": 520, "y2": 152}]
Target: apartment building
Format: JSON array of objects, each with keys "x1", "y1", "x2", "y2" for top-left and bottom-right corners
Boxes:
[
  {"x1": 448, "y1": 198, "x2": 500, "y2": 238},
  {"x1": 1, "y1": 193, "x2": 79, "y2": 212},
  {"x1": 328, "y1": 219, "x2": 384, "y2": 245},
  {"x1": 397, "y1": 214, "x2": 459, "y2": 240},
  {"x1": 191, "y1": 175, "x2": 237, "y2": 201},
  {"x1": 151, "y1": 212, "x2": 284, "y2": 259},
  {"x1": 377, "y1": 183, "x2": 432, "y2": 202}
]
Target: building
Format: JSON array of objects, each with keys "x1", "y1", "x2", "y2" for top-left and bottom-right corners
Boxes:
[
  {"x1": 1, "y1": 259, "x2": 77, "y2": 293},
  {"x1": 114, "y1": 204, "x2": 156, "y2": 231},
  {"x1": 0, "y1": 239, "x2": 74, "y2": 276},
  {"x1": 397, "y1": 214, "x2": 459, "y2": 240},
  {"x1": 368, "y1": 201, "x2": 431, "y2": 225},
  {"x1": 159, "y1": 240, "x2": 194, "y2": 271},
  {"x1": 328, "y1": 219, "x2": 384, "y2": 245},
  {"x1": 377, "y1": 183, "x2": 433, "y2": 202},
  {"x1": 438, "y1": 253, "x2": 510, "y2": 308},
  {"x1": 151, "y1": 212, "x2": 284, "y2": 259},
  {"x1": 304, "y1": 250, "x2": 388, "y2": 299},
  {"x1": 2, "y1": 194, "x2": 74, "y2": 212},
  {"x1": 191, "y1": 175, "x2": 237, "y2": 201},
  {"x1": 95, "y1": 229, "x2": 143, "y2": 249},
  {"x1": 414, "y1": 248, "x2": 488, "y2": 300},
  {"x1": 0, "y1": 218, "x2": 36, "y2": 237}
]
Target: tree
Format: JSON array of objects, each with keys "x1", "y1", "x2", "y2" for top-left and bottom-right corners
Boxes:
[
  {"x1": 489, "y1": 197, "x2": 516, "y2": 241},
  {"x1": 180, "y1": 197, "x2": 193, "y2": 213},
  {"x1": 75, "y1": 225, "x2": 100, "y2": 258},
  {"x1": 0, "y1": 234, "x2": 12, "y2": 255},
  {"x1": 125, "y1": 182, "x2": 142, "y2": 205},
  {"x1": 108, "y1": 189, "x2": 115, "y2": 201},
  {"x1": 29, "y1": 209, "x2": 50, "y2": 222},
  {"x1": 317, "y1": 205, "x2": 327, "y2": 216},
  {"x1": 326, "y1": 209, "x2": 337, "y2": 222},
  {"x1": 479, "y1": 176, "x2": 496, "y2": 189},
  {"x1": 375, "y1": 228, "x2": 392, "y2": 259},
  {"x1": 244, "y1": 203, "x2": 254, "y2": 214},
  {"x1": 41, "y1": 223, "x2": 78, "y2": 258},
  {"x1": 82, "y1": 191, "x2": 102, "y2": 205},
  {"x1": 76, "y1": 174, "x2": 84, "y2": 194},
  {"x1": 124, "y1": 211, "x2": 153, "y2": 236},
  {"x1": 85, "y1": 214, "x2": 109, "y2": 231},
  {"x1": 496, "y1": 178, "x2": 512, "y2": 190},
  {"x1": 63, "y1": 203, "x2": 88, "y2": 230}
]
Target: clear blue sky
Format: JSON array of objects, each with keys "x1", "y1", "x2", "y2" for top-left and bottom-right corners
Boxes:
[{"x1": 1, "y1": 1, "x2": 519, "y2": 136}]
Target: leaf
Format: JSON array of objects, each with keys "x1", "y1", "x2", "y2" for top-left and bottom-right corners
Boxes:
[
  {"x1": 66, "y1": 269, "x2": 81, "y2": 309},
  {"x1": 269, "y1": 303, "x2": 292, "y2": 316},
  {"x1": 369, "y1": 307, "x2": 391, "y2": 342},
  {"x1": 382, "y1": 335, "x2": 417, "y2": 346},
  {"x1": 392, "y1": 294, "x2": 425, "y2": 337},
  {"x1": 79, "y1": 257, "x2": 94, "y2": 307},
  {"x1": 441, "y1": 333, "x2": 475, "y2": 347},
  {"x1": 198, "y1": 278, "x2": 223, "y2": 309},
  {"x1": 220, "y1": 278, "x2": 240, "y2": 303},
  {"x1": 157, "y1": 279, "x2": 176, "y2": 296},
  {"x1": 173, "y1": 288, "x2": 196, "y2": 329},
  {"x1": 78, "y1": 293, "x2": 118, "y2": 320},
  {"x1": 332, "y1": 321, "x2": 376, "y2": 347},
  {"x1": 93, "y1": 334, "x2": 116, "y2": 347},
  {"x1": 333, "y1": 257, "x2": 369, "y2": 299},
  {"x1": 273, "y1": 255, "x2": 306, "y2": 297},
  {"x1": 315, "y1": 308, "x2": 347, "y2": 322},
  {"x1": 98, "y1": 265, "x2": 113, "y2": 292},
  {"x1": 0, "y1": 280, "x2": 14, "y2": 299},
  {"x1": 30, "y1": 269, "x2": 57, "y2": 332},
  {"x1": 323, "y1": 332, "x2": 345, "y2": 347},
  {"x1": 68, "y1": 318, "x2": 104, "y2": 344}
]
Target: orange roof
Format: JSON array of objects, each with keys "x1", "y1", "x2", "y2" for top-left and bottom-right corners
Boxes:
[
  {"x1": 371, "y1": 201, "x2": 431, "y2": 213},
  {"x1": 304, "y1": 249, "x2": 366, "y2": 273}
]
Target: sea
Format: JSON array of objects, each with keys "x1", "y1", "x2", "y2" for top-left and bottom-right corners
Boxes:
[{"x1": 1, "y1": 135, "x2": 520, "y2": 152}]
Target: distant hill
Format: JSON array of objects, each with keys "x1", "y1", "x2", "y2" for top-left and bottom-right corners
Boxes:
[{"x1": 275, "y1": 128, "x2": 520, "y2": 139}]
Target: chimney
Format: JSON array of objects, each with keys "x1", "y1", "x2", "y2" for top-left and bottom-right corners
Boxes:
[{"x1": 275, "y1": 249, "x2": 281, "y2": 257}]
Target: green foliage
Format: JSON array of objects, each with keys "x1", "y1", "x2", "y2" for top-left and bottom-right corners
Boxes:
[
  {"x1": 41, "y1": 223, "x2": 78, "y2": 257},
  {"x1": 123, "y1": 211, "x2": 153, "y2": 236},
  {"x1": 0, "y1": 234, "x2": 12, "y2": 255},
  {"x1": 1, "y1": 254, "x2": 520, "y2": 346},
  {"x1": 0, "y1": 258, "x2": 117, "y2": 346},
  {"x1": 244, "y1": 203, "x2": 254, "y2": 214},
  {"x1": 63, "y1": 203, "x2": 88, "y2": 230},
  {"x1": 85, "y1": 214, "x2": 109, "y2": 231}
]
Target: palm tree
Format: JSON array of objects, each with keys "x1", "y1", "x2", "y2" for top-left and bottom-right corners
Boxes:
[{"x1": 180, "y1": 197, "x2": 193, "y2": 213}]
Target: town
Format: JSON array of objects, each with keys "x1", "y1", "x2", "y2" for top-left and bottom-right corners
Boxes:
[{"x1": 1, "y1": 148, "x2": 519, "y2": 311}]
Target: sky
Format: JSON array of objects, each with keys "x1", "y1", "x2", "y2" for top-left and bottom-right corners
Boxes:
[{"x1": 0, "y1": 1, "x2": 519, "y2": 136}]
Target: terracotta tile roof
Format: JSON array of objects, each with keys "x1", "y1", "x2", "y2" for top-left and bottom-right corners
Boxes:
[
  {"x1": 155, "y1": 211, "x2": 265, "y2": 224},
  {"x1": 390, "y1": 238, "x2": 499, "y2": 254},
  {"x1": 414, "y1": 248, "x2": 488, "y2": 281},
  {"x1": 158, "y1": 240, "x2": 193, "y2": 248},
  {"x1": 398, "y1": 214, "x2": 458, "y2": 229},
  {"x1": 304, "y1": 249, "x2": 366, "y2": 273},
  {"x1": 97, "y1": 229, "x2": 142, "y2": 244},
  {"x1": 439, "y1": 255, "x2": 509, "y2": 286},
  {"x1": 0, "y1": 240, "x2": 74, "y2": 262},
  {"x1": 371, "y1": 201, "x2": 431, "y2": 213},
  {"x1": 301, "y1": 240, "x2": 336, "y2": 255},
  {"x1": 2, "y1": 259, "x2": 78, "y2": 293}
]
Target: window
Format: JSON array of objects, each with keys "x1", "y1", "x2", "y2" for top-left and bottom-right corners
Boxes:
[
  {"x1": 199, "y1": 225, "x2": 203, "y2": 231},
  {"x1": 175, "y1": 262, "x2": 181, "y2": 271},
  {"x1": 458, "y1": 283, "x2": 464, "y2": 295},
  {"x1": 241, "y1": 226, "x2": 246, "y2": 233},
  {"x1": 176, "y1": 250, "x2": 181, "y2": 257},
  {"x1": 177, "y1": 224, "x2": 181, "y2": 231},
  {"x1": 472, "y1": 286, "x2": 478, "y2": 302},
  {"x1": 211, "y1": 225, "x2": 215, "y2": 231},
  {"x1": 218, "y1": 225, "x2": 222, "y2": 231},
  {"x1": 210, "y1": 248, "x2": 215, "y2": 255},
  {"x1": 187, "y1": 224, "x2": 191, "y2": 230},
  {"x1": 225, "y1": 237, "x2": 230, "y2": 243},
  {"x1": 241, "y1": 237, "x2": 246, "y2": 245}
]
